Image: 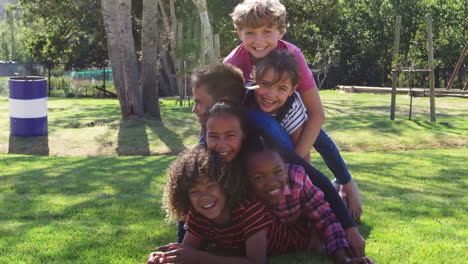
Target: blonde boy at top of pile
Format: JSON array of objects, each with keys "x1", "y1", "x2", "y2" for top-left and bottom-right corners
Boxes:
[
  {"x1": 223, "y1": 0, "x2": 365, "y2": 257},
  {"x1": 224, "y1": 0, "x2": 323, "y2": 160}
]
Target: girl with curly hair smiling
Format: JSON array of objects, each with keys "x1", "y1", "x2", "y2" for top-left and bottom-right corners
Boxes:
[{"x1": 147, "y1": 146, "x2": 313, "y2": 264}]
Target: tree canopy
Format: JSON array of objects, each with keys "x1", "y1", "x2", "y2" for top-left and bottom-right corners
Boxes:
[{"x1": 2, "y1": 0, "x2": 466, "y2": 88}]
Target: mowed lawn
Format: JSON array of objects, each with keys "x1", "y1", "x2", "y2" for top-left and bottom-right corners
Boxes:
[
  {"x1": 0, "y1": 91, "x2": 467, "y2": 263},
  {"x1": 0, "y1": 91, "x2": 466, "y2": 156},
  {"x1": 1, "y1": 150, "x2": 466, "y2": 264}
]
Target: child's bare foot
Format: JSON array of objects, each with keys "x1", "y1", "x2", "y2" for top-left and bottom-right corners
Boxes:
[{"x1": 341, "y1": 179, "x2": 362, "y2": 222}]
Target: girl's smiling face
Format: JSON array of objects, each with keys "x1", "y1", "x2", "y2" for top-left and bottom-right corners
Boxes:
[
  {"x1": 246, "y1": 151, "x2": 287, "y2": 206},
  {"x1": 254, "y1": 67, "x2": 296, "y2": 114},
  {"x1": 206, "y1": 113, "x2": 245, "y2": 162},
  {"x1": 188, "y1": 176, "x2": 230, "y2": 225}
]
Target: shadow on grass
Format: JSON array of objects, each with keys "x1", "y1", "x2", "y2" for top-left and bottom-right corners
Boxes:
[
  {"x1": 323, "y1": 99, "x2": 468, "y2": 135},
  {"x1": 8, "y1": 135, "x2": 49, "y2": 156},
  {"x1": 0, "y1": 156, "x2": 174, "y2": 196},
  {"x1": 357, "y1": 221, "x2": 373, "y2": 240},
  {"x1": 1, "y1": 150, "x2": 466, "y2": 263},
  {"x1": 117, "y1": 118, "x2": 150, "y2": 156},
  {"x1": 146, "y1": 117, "x2": 188, "y2": 155},
  {"x1": 47, "y1": 100, "x2": 121, "y2": 134},
  {"x1": 0, "y1": 155, "x2": 174, "y2": 263}
]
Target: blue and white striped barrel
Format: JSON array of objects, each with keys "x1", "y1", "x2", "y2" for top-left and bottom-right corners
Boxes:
[{"x1": 9, "y1": 76, "x2": 48, "y2": 137}]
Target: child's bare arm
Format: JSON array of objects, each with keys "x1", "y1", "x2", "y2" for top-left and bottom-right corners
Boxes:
[
  {"x1": 345, "y1": 226, "x2": 365, "y2": 257},
  {"x1": 296, "y1": 88, "x2": 325, "y2": 158},
  {"x1": 332, "y1": 248, "x2": 347, "y2": 264},
  {"x1": 197, "y1": 230, "x2": 267, "y2": 264},
  {"x1": 150, "y1": 231, "x2": 267, "y2": 264},
  {"x1": 290, "y1": 124, "x2": 310, "y2": 162},
  {"x1": 290, "y1": 124, "x2": 303, "y2": 146}
]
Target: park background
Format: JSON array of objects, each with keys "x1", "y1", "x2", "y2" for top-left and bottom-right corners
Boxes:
[{"x1": 0, "y1": 0, "x2": 467, "y2": 263}]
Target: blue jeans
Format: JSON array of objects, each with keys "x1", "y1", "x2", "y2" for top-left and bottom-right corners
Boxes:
[
  {"x1": 314, "y1": 129, "x2": 352, "y2": 185},
  {"x1": 248, "y1": 109, "x2": 352, "y2": 184}
]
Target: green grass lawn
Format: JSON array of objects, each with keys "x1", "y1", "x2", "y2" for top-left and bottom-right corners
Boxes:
[
  {"x1": 0, "y1": 91, "x2": 466, "y2": 156},
  {"x1": 1, "y1": 91, "x2": 467, "y2": 263},
  {"x1": 1, "y1": 149, "x2": 466, "y2": 263}
]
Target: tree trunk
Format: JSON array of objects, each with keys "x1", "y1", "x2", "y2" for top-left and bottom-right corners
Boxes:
[
  {"x1": 141, "y1": 0, "x2": 161, "y2": 118},
  {"x1": 160, "y1": 49, "x2": 178, "y2": 95},
  {"x1": 177, "y1": 21, "x2": 184, "y2": 106},
  {"x1": 158, "y1": 0, "x2": 179, "y2": 96},
  {"x1": 102, "y1": 0, "x2": 144, "y2": 118},
  {"x1": 192, "y1": 0, "x2": 216, "y2": 64}
]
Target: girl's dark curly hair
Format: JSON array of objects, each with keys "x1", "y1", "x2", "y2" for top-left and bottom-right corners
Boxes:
[
  {"x1": 164, "y1": 145, "x2": 246, "y2": 220},
  {"x1": 253, "y1": 49, "x2": 299, "y2": 87},
  {"x1": 240, "y1": 129, "x2": 287, "y2": 184}
]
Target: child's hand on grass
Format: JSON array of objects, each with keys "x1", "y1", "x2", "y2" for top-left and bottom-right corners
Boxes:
[
  {"x1": 149, "y1": 243, "x2": 200, "y2": 264},
  {"x1": 345, "y1": 256, "x2": 376, "y2": 264},
  {"x1": 147, "y1": 251, "x2": 164, "y2": 264},
  {"x1": 345, "y1": 227, "x2": 365, "y2": 257},
  {"x1": 156, "y1": 243, "x2": 180, "y2": 252}
]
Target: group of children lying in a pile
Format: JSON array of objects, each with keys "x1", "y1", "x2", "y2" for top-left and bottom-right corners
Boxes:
[{"x1": 147, "y1": 1, "x2": 375, "y2": 263}]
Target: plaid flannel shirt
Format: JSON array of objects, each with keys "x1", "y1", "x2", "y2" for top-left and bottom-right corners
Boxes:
[{"x1": 267, "y1": 163, "x2": 349, "y2": 255}]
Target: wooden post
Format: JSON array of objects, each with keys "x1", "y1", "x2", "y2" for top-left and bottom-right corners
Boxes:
[
  {"x1": 102, "y1": 66, "x2": 106, "y2": 90},
  {"x1": 213, "y1": 33, "x2": 221, "y2": 61},
  {"x1": 427, "y1": 16, "x2": 436, "y2": 122},
  {"x1": 446, "y1": 41, "x2": 468, "y2": 90},
  {"x1": 177, "y1": 21, "x2": 184, "y2": 106},
  {"x1": 390, "y1": 16, "x2": 401, "y2": 120},
  {"x1": 390, "y1": 70, "x2": 397, "y2": 120},
  {"x1": 47, "y1": 64, "x2": 51, "y2": 97}
]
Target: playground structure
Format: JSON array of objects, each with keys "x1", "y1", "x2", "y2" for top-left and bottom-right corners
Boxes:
[
  {"x1": 390, "y1": 15, "x2": 436, "y2": 122},
  {"x1": 337, "y1": 16, "x2": 467, "y2": 121},
  {"x1": 446, "y1": 41, "x2": 468, "y2": 91}
]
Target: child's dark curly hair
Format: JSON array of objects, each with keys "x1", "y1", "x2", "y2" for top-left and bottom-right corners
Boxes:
[
  {"x1": 253, "y1": 49, "x2": 300, "y2": 87},
  {"x1": 241, "y1": 128, "x2": 285, "y2": 159},
  {"x1": 201, "y1": 100, "x2": 250, "y2": 137},
  {"x1": 240, "y1": 129, "x2": 287, "y2": 184},
  {"x1": 164, "y1": 145, "x2": 246, "y2": 220}
]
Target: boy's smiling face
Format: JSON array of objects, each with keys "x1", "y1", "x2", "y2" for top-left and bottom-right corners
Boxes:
[
  {"x1": 247, "y1": 151, "x2": 287, "y2": 206},
  {"x1": 254, "y1": 67, "x2": 296, "y2": 114},
  {"x1": 192, "y1": 86, "x2": 214, "y2": 123},
  {"x1": 237, "y1": 25, "x2": 285, "y2": 60}
]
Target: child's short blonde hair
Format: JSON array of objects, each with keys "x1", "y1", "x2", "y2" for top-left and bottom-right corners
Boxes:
[{"x1": 231, "y1": 0, "x2": 287, "y2": 32}]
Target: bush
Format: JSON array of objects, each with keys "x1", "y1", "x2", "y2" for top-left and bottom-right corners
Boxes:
[
  {"x1": 49, "y1": 76, "x2": 75, "y2": 97},
  {"x1": 0, "y1": 77, "x2": 7, "y2": 96},
  {"x1": 47, "y1": 76, "x2": 116, "y2": 97}
]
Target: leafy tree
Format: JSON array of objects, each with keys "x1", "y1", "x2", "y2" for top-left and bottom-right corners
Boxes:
[
  {"x1": 0, "y1": 3, "x2": 30, "y2": 62},
  {"x1": 19, "y1": 0, "x2": 107, "y2": 68}
]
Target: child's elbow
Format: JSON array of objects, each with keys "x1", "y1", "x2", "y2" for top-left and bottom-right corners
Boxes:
[
  {"x1": 312, "y1": 111, "x2": 325, "y2": 126},
  {"x1": 318, "y1": 111, "x2": 325, "y2": 124}
]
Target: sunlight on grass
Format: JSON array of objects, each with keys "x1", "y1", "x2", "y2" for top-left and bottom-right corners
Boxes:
[
  {"x1": 0, "y1": 92, "x2": 466, "y2": 156},
  {"x1": 0, "y1": 92, "x2": 466, "y2": 263},
  {"x1": 1, "y1": 149, "x2": 467, "y2": 263}
]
